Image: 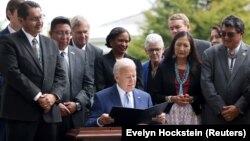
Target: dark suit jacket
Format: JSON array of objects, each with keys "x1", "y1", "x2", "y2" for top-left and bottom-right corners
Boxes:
[
  {"x1": 94, "y1": 50, "x2": 143, "y2": 92},
  {"x1": 142, "y1": 60, "x2": 150, "y2": 91},
  {"x1": 152, "y1": 59, "x2": 203, "y2": 115},
  {"x1": 0, "y1": 27, "x2": 10, "y2": 95},
  {"x1": 194, "y1": 39, "x2": 210, "y2": 59},
  {"x1": 0, "y1": 27, "x2": 10, "y2": 35},
  {"x1": 62, "y1": 45, "x2": 93, "y2": 128},
  {"x1": 69, "y1": 41, "x2": 103, "y2": 84},
  {"x1": 85, "y1": 84, "x2": 153, "y2": 127},
  {"x1": 0, "y1": 30, "x2": 66, "y2": 123},
  {"x1": 201, "y1": 42, "x2": 250, "y2": 124}
]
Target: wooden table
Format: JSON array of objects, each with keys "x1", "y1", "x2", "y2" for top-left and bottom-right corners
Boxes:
[{"x1": 66, "y1": 127, "x2": 122, "y2": 141}]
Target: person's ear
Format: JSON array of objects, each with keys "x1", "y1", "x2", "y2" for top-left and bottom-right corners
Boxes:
[{"x1": 6, "y1": 10, "x2": 12, "y2": 20}]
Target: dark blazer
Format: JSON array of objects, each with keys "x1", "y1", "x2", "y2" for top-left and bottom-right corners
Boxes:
[
  {"x1": 69, "y1": 41, "x2": 103, "y2": 84},
  {"x1": 85, "y1": 84, "x2": 153, "y2": 127},
  {"x1": 194, "y1": 38, "x2": 210, "y2": 59},
  {"x1": 0, "y1": 27, "x2": 10, "y2": 95},
  {"x1": 142, "y1": 61, "x2": 150, "y2": 91},
  {"x1": 201, "y1": 42, "x2": 250, "y2": 124},
  {"x1": 0, "y1": 27, "x2": 10, "y2": 35},
  {"x1": 152, "y1": 59, "x2": 203, "y2": 115},
  {"x1": 94, "y1": 50, "x2": 143, "y2": 92},
  {"x1": 62, "y1": 45, "x2": 93, "y2": 127},
  {"x1": 0, "y1": 26, "x2": 10, "y2": 141},
  {"x1": 0, "y1": 30, "x2": 66, "y2": 123}
]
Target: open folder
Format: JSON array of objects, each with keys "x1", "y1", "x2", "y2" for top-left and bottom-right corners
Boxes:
[{"x1": 109, "y1": 102, "x2": 168, "y2": 125}]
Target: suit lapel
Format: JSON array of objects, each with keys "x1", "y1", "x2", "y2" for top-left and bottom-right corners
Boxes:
[
  {"x1": 110, "y1": 85, "x2": 123, "y2": 107},
  {"x1": 68, "y1": 46, "x2": 75, "y2": 82},
  {"x1": 132, "y1": 89, "x2": 142, "y2": 108},
  {"x1": 228, "y1": 43, "x2": 248, "y2": 84},
  {"x1": 218, "y1": 46, "x2": 230, "y2": 80},
  {"x1": 18, "y1": 31, "x2": 43, "y2": 72}
]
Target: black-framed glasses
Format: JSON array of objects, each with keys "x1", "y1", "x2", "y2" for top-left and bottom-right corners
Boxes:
[
  {"x1": 147, "y1": 48, "x2": 162, "y2": 53},
  {"x1": 221, "y1": 31, "x2": 237, "y2": 38}
]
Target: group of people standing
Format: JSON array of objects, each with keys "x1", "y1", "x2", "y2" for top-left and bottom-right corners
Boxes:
[{"x1": 1, "y1": 0, "x2": 250, "y2": 141}]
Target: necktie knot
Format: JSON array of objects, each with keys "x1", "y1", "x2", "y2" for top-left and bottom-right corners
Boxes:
[
  {"x1": 124, "y1": 92, "x2": 133, "y2": 108},
  {"x1": 60, "y1": 51, "x2": 65, "y2": 57},
  {"x1": 32, "y1": 38, "x2": 38, "y2": 45},
  {"x1": 228, "y1": 49, "x2": 236, "y2": 58}
]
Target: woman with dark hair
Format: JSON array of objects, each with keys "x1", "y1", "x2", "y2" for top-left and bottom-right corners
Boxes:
[
  {"x1": 152, "y1": 31, "x2": 204, "y2": 125},
  {"x1": 210, "y1": 26, "x2": 223, "y2": 46},
  {"x1": 94, "y1": 27, "x2": 143, "y2": 92}
]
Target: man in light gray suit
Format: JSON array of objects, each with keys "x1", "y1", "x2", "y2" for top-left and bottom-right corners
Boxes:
[
  {"x1": 50, "y1": 16, "x2": 94, "y2": 141},
  {"x1": 201, "y1": 15, "x2": 250, "y2": 124},
  {"x1": 167, "y1": 13, "x2": 210, "y2": 58},
  {"x1": 70, "y1": 15, "x2": 103, "y2": 85}
]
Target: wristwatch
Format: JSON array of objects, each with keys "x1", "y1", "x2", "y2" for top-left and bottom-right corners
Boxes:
[{"x1": 75, "y1": 102, "x2": 81, "y2": 111}]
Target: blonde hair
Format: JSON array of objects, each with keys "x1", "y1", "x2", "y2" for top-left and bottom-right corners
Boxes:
[{"x1": 168, "y1": 13, "x2": 190, "y2": 25}]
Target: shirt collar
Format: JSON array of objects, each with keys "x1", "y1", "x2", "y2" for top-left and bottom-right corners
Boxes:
[
  {"x1": 72, "y1": 40, "x2": 86, "y2": 50},
  {"x1": 59, "y1": 46, "x2": 69, "y2": 55},
  {"x1": 22, "y1": 28, "x2": 39, "y2": 46},
  {"x1": 7, "y1": 25, "x2": 17, "y2": 33}
]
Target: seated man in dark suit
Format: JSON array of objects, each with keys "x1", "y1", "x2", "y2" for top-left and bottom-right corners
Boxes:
[{"x1": 85, "y1": 58, "x2": 165, "y2": 127}]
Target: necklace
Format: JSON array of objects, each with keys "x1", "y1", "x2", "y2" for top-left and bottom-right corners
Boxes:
[{"x1": 175, "y1": 62, "x2": 190, "y2": 95}]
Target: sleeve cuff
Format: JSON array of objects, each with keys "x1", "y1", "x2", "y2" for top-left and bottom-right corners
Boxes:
[
  {"x1": 97, "y1": 117, "x2": 104, "y2": 127},
  {"x1": 34, "y1": 92, "x2": 42, "y2": 101}
]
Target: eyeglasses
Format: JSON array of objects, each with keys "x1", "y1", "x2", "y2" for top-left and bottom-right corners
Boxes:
[
  {"x1": 147, "y1": 48, "x2": 162, "y2": 53},
  {"x1": 28, "y1": 14, "x2": 45, "y2": 22},
  {"x1": 53, "y1": 31, "x2": 71, "y2": 36},
  {"x1": 221, "y1": 31, "x2": 237, "y2": 38}
]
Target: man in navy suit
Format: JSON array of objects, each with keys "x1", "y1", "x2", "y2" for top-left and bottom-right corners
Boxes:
[
  {"x1": 50, "y1": 16, "x2": 94, "y2": 141},
  {"x1": 85, "y1": 58, "x2": 165, "y2": 127},
  {"x1": 0, "y1": 1, "x2": 66, "y2": 141},
  {"x1": 0, "y1": 1, "x2": 24, "y2": 141}
]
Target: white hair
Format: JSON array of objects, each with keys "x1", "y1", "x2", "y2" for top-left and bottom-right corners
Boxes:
[
  {"x1": 113, "y1": 58, "x2": 136, "y2": 76},
  {"x1": 144, "y1": 33, "x2": 164, "y2": 48}
]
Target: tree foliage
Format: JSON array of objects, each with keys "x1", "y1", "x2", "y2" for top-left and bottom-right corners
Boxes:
[{"x1": 128, "y1": 0, "x2": 250, "y2": 62}]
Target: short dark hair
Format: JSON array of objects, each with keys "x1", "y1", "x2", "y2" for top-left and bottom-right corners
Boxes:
[
  {"x1": 6, "y1": 0, "x2": 24, "y2": 20},
  {"x1": 221, "y1": 15, "x2": 244, "y2": 33},
  {"x1": 105, "y1": 27, "x2": 131, "y2": 48},
  {"x1": 50, "y1": 16, "x2": 71, "y2": 31},
  {"x1": 17, "y1": 1, "x2": 41, "y2": 19}
]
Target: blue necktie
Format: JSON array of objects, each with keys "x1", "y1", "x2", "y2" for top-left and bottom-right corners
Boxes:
[{"x1": 124, "y1": 93, "x2": 133, "y2": 108}]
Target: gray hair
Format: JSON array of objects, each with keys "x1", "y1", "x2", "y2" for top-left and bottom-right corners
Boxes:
[
  {"x1": 144, "y1": 33, "x2": 164, "y2": 48},
  {"x1": 70, "y1": 15, "x2": 89, "y2": 30},
  {"x1": 113, "y1": 58, "x2": 136, "y2": 76}
]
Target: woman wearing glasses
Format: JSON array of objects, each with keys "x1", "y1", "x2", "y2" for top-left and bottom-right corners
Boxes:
[{"x1": 142, "y1": 33, "x2": 165, "y2": 103}]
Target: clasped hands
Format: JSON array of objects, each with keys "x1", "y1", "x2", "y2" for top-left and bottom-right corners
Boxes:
[
  {"x1": 172, "y1": 94, "x2": 193, "y2": 106},
  {"x1": 59, "y1": 102, "x2": 77, "y2": 117},
  {"x1": 38, "y1": 93, "x2": 57, "y2": 113},
  {"x1": 220, "y1": 105, "x2": 240, "y2": 122}
]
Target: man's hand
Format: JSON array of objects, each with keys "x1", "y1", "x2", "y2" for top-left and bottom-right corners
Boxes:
[{"x1": 38, "y1": 93, "x2": 57, "y2": 113}]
